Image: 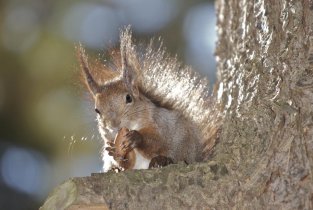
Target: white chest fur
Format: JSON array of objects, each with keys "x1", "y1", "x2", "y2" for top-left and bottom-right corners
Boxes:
[{"x1": 133, "y1": 149, "x2": 151, "y2": 169}]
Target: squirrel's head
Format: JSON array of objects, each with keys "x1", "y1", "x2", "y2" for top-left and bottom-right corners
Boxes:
[{"x1": 77, "y1": 40, "x2": 143, "y2": 136}]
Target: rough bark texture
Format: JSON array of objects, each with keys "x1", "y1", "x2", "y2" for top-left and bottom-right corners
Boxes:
[
  {"x1": 214, "y1": 0, "x2": 313, "y2": 209},
  {"x1": 40, "y1": 162, "x2": 229, "y2": 210},
  {"x1": 41, "y1": 0, "x2": 313, "y2": 209}
]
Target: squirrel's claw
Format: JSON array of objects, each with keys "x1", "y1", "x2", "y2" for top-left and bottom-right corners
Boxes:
[
  {"x1": 107, "y1": 141, "x2": 115, "y2": 147},
  {"x1": 149, "y1": 156, "x2": 174, "y2": 168},
  {"x1": 120, "y1": 140, "x2": 134, "y2": 153},
  {"x1": 105, "y1": 146, "x2": 115, "y2": 153},
  {"x1": 106, "y1": 147, "x2": 116, "y2": 158}
]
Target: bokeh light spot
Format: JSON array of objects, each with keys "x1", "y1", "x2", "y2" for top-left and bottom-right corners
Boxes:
[
  {"x1": 1, "y1": 6, "x2": 40, "y2": 53},
  {"x1": 62, "y1": 3, "x2": 119, "y2": 49},
  {"x1": 0, "y1": 147, "x2": 51, "y2": 200},
  {"x1": 116, "y1": 0, "x2": 178, "y2": 33}
]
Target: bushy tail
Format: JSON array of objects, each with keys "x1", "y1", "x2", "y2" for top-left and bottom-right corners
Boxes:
[{"x1": 120, "y1": 27, "x2": 222, "y2": 159}]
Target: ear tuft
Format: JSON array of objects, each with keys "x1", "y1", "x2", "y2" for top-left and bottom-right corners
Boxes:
[
  {"x1": 120, "y1": 26, "x2": 139, "y2": 97},
  {"x1": 122, "y1": 62, "x2": 139, "y2": 97},
  {"x1": 76, "y1": 43, "x2": 101, "y2": 95}
]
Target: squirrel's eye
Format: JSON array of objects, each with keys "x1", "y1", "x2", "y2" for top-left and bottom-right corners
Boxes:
[
  {"x1": 95, "y1": 108, "x2": 101, "y2": 115},
  {"x1": 126, "y1": 94, "x2": 132, "y2": 104}
]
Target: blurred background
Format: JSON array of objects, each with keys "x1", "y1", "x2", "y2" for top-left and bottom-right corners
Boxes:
[{"x1": 0, "y1": 0, "x2": 216, "y2": 209}]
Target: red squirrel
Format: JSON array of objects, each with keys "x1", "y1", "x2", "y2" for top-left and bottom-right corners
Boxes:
[{"x1": 78, "y1": 27, "x2": 220, "y2": 171}]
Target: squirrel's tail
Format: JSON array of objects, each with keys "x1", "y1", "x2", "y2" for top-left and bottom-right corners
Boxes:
[
  {"x1": 120, "y1": 27, "x2": 222, "y2": 160},
  {"x1": 199, "y1": 85, "x2": 222, "y2": 159},
  {"x1": 203, "y1": 127, "x2": 222, "y2": 159}
]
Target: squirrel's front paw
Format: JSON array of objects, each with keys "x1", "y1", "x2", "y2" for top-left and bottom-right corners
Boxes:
[
  {"x1": 105, "y1": 141, "x2": 123, "y2": 161},
  {"x1": 121, "y1": 130, "x2": 143, "y2": 153},
  {"x1": 149, "y1": 156, "x2": 174, "y2": 168},
  {"x1": 109, "y1": 127, "x2": 142, "y2": 160}
]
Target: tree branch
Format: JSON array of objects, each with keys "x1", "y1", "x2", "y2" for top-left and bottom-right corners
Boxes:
[{"x1": 40, "y1": 162, "x2": 232, "y2": 209}]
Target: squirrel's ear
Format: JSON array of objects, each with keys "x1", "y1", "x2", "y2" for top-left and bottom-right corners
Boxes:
[
  {"x1": 77, "y1": 44, "x2": 101, "y2": 96},
  {"x1": 122, "y1": 56, "x2": 139, "y2": 97},
  {"x1": 121, "y1": 45, "x2": 139, "y2": 97}
]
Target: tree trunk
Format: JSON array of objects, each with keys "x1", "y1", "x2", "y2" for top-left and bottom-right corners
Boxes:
[
  {"x1": 41, "y1": 0, "x2": 313, "y2": 209},
  {"x1": 214, "y1": 0, "x2": 313, "y2": 209}
]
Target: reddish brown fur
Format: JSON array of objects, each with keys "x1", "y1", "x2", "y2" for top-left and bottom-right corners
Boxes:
[
  {"x1": 112, "y1": 126, "x2": 171, "y2": 170},
  {"x1": 136, "y1": 126, "x2": 169, "y2": 159},
  {"x1": 113, "y1": 128, "x2": 136, "y2": 169},
  {"x1": 76, "y1": 45, "x2": 121, "y2": 91}
]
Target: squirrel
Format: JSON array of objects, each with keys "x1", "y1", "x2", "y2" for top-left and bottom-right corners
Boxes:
[{"x1": 77, "y1": 26, "x2": 221, "y2": 172}]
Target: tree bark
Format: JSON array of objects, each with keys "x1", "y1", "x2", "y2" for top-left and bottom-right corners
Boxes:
[
  {"x1": 41, "y1": 0, "x2": 313, "y2": 209},
  {"x1": 214, "y1": 0, "x2": 313, "y2": 209}
]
